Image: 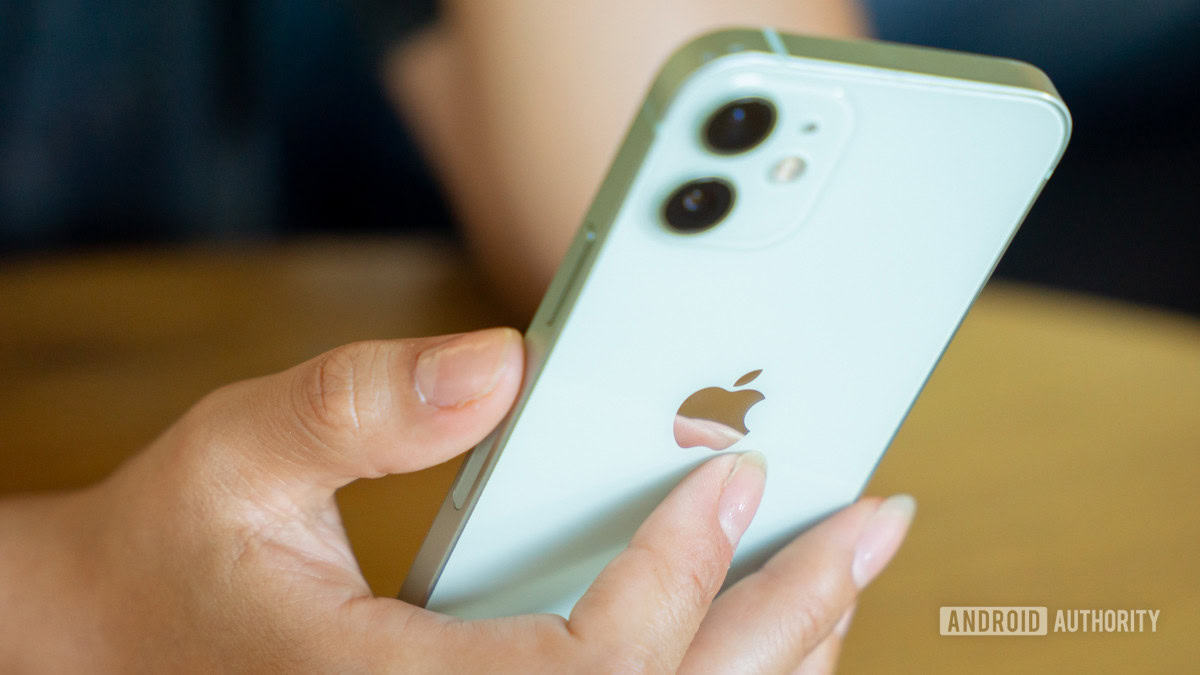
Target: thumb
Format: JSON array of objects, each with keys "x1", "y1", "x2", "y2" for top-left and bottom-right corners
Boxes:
[{"x1": 176, "y1": 327, "x2": 524, "y2": 504}]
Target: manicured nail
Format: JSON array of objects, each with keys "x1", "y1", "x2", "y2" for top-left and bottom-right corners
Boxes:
[
  {"x1": 851, "y1": 494, "x2": 916, "y2": 588},
  {"x1": 717, "y1": 451, "x2": 767, "y2": 548},
  {"x1": 414, "y1": 328, "x2": 518, "y2": 408}
]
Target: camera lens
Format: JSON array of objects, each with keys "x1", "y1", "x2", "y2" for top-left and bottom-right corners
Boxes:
[
  {"x1": 703, "y1": 98, "x2": 775, "y2": 154},
  {"x1": 663, "y1": 178, "x2": 734, "y2": 233}
]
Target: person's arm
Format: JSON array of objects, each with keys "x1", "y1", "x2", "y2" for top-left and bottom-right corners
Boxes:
[
  {"x1": 385, "y1": 1, "x2": 868, "y2": 317},
  {"x1": 0, "y1": 327, "x2": 912, "y2": 671}
]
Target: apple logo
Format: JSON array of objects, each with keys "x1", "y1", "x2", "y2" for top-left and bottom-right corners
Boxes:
[{"x1": 673, "y1": 370, "x2": 765, "y2": 451}]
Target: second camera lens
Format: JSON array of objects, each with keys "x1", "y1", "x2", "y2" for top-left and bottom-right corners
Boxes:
[
  {"x1": 663, "y1": 178, "x2": 734, "y2": 233},
  {"x1": 703, "y1": 98, "x2": 775, "y2": 154}
]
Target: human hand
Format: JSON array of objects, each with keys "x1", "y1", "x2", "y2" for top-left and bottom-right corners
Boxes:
[{"x1": 0, "y1": 327, "x2": 913, "y2": 672}]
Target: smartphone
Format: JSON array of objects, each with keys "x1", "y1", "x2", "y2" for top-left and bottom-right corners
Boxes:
[{"x1": 400, "y1": 28, "x2": 1071, "y2": 619}]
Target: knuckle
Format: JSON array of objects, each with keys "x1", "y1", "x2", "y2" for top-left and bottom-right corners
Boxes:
[
  {"x1": 788, "y1": 591, "x2": 830, "y2": 643},
  {"x1": 174, "y1": 379, "x2": 252, "y2": 446},
  {"x1": 674, "y1": 534, "x2": 730, "y2": 602},
  {"x1": 631, "y1": 536, "x2": 724, "y2": 612},
  {"x1": 675, "y1": 561, "x2": 719, "y2": 616},
  {"x1": 297, "y1": 341, "x2": 393, "y2": 439},
  {"x1": 761, "y1": 559, "x2": 849, "y2": 643}
]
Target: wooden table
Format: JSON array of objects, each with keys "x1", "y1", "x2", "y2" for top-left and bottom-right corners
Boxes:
[{"x1": 2, "y1": 239, "x2": 1197, "y2": 673}]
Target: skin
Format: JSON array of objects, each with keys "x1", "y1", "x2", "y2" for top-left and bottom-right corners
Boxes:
[
  {"x1": 0, "y1": 328, "x2": 912, "y2": 672},
  {"x1": 386, "y1": 0, "x2": 869, "y2": 317}
]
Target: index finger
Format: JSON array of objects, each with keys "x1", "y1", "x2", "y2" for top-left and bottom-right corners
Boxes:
[{"x1": 567, "y1": 451, "x2": 767, "y2": 673}]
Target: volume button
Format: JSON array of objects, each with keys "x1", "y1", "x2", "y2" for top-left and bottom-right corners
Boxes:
[
  {"x1": 546, "y1": 224, "x2": 597, "y2": 327},
  {"x1": 451, "y1": 432, "x2": 496, "y2": 510}
]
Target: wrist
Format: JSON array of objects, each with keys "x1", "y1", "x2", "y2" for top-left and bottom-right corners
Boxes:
[{"x1": 0, "y1": 488, "x2": 116, "y2": 670}]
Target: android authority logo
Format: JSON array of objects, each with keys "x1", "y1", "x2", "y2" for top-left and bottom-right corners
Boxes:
[{"x1": 673, "y1": 370, "x2": 765, "y2": 451}]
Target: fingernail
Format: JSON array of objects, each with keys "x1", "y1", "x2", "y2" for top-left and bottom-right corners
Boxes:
[
  {"x1": 834, "y1": 605, "x2": 856, "y2": 638},
  {"x1": 414, "y1": 328, "x2": 518, "y2": 408},
  {"x1": 851, "y1": 494, "x2": 916, "y2": 588},
  {"x1": 717, "y1": 451, "x2": 767, "y2": 548}
]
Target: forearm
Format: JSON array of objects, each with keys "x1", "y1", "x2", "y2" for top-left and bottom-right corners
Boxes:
[{"x1": 389, "y1": 1, "x2": 869, "y2": 318}]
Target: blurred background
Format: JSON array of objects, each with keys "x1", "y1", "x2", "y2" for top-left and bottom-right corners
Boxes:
[
  {"x1": 1, "y1": 0, "x2": 1197, "y2": 313},
  {"x1": 1, "y1": 2, "x2": 1198, "y2": 673}
]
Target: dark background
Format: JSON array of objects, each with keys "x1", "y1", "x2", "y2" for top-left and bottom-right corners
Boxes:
[{"x1": 1, "y1": 0, "x2": 1196, "y2": 314}]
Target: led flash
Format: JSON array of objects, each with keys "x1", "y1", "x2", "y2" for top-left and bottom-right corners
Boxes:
[{"x1": 769, "y1": 156, "x2": 807, "y2": 183}]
